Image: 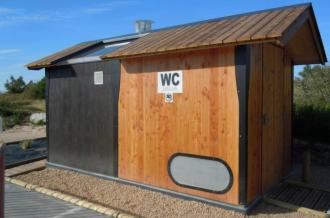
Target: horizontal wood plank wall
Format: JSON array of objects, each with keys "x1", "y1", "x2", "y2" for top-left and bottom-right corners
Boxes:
[
  {"x1": 282, "y1": 54, "x2": 293, "y2": 175},
  {"x1": 247, "y1": 44, "x2": 263, "y2": 203},
  {"x1": 262, "y1": 43, "x2": 285, "y2": 193},
  {"x1": 119, "y1": 47, "x2": 240, "y2": 204}
]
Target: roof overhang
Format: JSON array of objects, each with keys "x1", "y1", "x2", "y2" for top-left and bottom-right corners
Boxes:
[
  {"x1": 282, "y1": 6, "x2": 327, "y2": 64},
  {"x1": 101, "y1": 3, "x2": 326, "y2": 65},
  {"x1": 26, "y1": 34, "x2": 146, "y2": 70},
  {"x1": 26, "y1": 3, "x2": 327, "y2": 70}
]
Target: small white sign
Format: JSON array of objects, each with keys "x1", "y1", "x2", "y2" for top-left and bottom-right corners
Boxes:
[
  {"x1": 164, "y1": 93, "x2": 174, "y2": 103},
  {"x1": 94, "y1": 71, "x2": 103, "y2": 85},
  {"x1": 157, "y1": 70, "x2": 183, "y2": 93}
]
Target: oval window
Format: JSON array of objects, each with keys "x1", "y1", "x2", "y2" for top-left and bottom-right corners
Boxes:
[{"x1": 168, "y1": 153, "x2": 233, "y2": 193}]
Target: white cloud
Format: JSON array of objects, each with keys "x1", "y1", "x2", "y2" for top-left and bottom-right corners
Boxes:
[
  {"x1": 82, "y1": 1, "x2": 138, "y2": 15},
  {"x1": 0, "y1": 7, "x2": 19, "y2": 15},
  {"x1": 0, "y1": 1, "x2": 139, "y2": 28},
  {"x1": 0, "y1": 49, "x2": 20, "y2": 55}
]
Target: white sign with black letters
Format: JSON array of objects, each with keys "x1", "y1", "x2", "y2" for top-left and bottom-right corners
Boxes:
[{"x1": 157, "y1": 70, "x2": 183, "y2": 93}]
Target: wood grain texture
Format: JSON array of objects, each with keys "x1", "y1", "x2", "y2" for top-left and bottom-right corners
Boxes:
[
  {"x1": 246, "y1": 44, "x2": 263, "y2": 203},
  {"x1": 262, "y1": 43, "x2": 287, "y2": 193},
  {"x1": 286, "y1": 21, "x2": 321, "y2": 64},
  {"x1": 118, "y1": 47, "x2": 240, "y2": 204},
  {"x1": 282, "y1": 53, "x2": 293, "y2": 175}
]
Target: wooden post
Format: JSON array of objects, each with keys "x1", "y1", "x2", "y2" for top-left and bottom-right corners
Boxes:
[
  {"x1": 302, "y1": 149, "x2": 311, "y2": 183},
  {"x1": 0, "y1": 117, "x2": 2, "y2": 134}
]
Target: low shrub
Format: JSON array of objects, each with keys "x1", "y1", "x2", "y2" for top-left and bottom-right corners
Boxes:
[
  {"x1": 293, "y1": 103, "x2": 330, "y2": 144},
  {"x1": 20, "y1": 140, "x2": 32, "y2": 150},
  {"x1": 35, "y1": 120, "x2": 46, "y2": 126},
  {"x1": 0, "y1": 99, "x2": 41, "y2": 129},
  {"x1": 23, "y1": 78, "x2": 45, "y2": 99},
  {"x1": 4, "y1": 76, "x2": 26, "y2": 94}
]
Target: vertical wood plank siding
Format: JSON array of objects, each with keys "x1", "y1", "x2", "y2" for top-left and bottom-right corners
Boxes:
[
  {"x1": 47, "y1": 61, "x2": 120, "y2": 176},
  {"x1": 282, "y1": 53, "x2": 293, "y2": 175},
  {"x1": 118, "y1": 47, "x2": 240, "y2": 204},
  {"x1": 261, "y1": 43, "x2": 292, "y2": 193},
  {"x1": 247, "y1": 44, "x2": 263, "y2": 203}
]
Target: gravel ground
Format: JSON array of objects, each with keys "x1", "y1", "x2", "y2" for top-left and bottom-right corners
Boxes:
[
  {"x1": 15, "y1": 168, "x2": 320, "y2": 218},
  {"x1": 0, "y1": 124, "x2": 45, "y2": 143}
]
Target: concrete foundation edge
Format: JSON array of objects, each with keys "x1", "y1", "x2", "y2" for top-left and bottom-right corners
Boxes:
[{"x1": 5, "y1": 176, "x2": 135, "y2": 218}]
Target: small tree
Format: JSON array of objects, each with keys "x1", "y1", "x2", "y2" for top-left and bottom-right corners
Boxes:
[
  {"x1": 33, "y1": 77, "x2": 46, "y2": 99},
  {"x1": 4, "y1": 76, "x2": 26, "y2": 94},
  {"x1": 294, "y1": 65, "x2": 330, "y2": 105},
  {"x1": 294, "y1": 65, "x2": 330, "y2": 182},
  {"x1": 24, "y1": 77, "x2": 46, "y2": 99}
]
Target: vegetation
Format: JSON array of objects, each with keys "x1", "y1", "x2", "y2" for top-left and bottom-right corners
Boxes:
[
  {"x1": 20, "y1": 139, "x2": 33, "y2": 150},
  {"x1": 0, "y1": 76, "x2": 45, "y2": 129},
  {"x1": 294, "y1": 65, "x2": 330, "y2": 143},
  {"x1": 5, "y1": 76, "x2": 26, "y2": 94},
  {"x1": 24, "y1": 78, "x2": 46, "y2": 99}
]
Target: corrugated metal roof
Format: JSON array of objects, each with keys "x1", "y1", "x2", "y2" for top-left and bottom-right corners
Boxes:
[
  {"x1": 26, "y1": 3, "x2": 327, "y2": 69},
  {"x1": 26, "y1": 33, "x2": 146, "y2": 70},
  {"x1": 26, "y1": 41, "x2": 102, "y2": 70},
  {"x1": 102, "y1": 3, "x2": 326, "y2": 63}
]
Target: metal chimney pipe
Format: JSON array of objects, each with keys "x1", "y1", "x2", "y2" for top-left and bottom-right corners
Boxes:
[{"x1": 135, "y1": 20, "x2": 153, "y2": 33}]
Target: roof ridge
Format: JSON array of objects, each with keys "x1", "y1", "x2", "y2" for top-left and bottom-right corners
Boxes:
[
  {"x1": 147, "y1": 2, "x2": 311, "y2": 33},
  {"x1": 84, "y1": 3, "x2": 311, "y2": 44}
]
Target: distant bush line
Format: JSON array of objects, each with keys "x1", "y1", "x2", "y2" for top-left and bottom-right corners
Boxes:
[
  {"x1": 293, "y1": 103, "x2": 330, "y2": 143},
  {"x1": 293, "y1": 65, "x2": 330, "y2": 144},
  {"x1": 5, "y1": 76, "x2": 45, "y2": 99},
  {"x1": 0, "y1": 76, "x2": 45, "y2": 129}
]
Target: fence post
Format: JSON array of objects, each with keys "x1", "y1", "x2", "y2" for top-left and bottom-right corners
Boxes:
[
  {"x1": 0, "y1": 117, "x2": 2, "y2": 134},
  {"x1": 302, "y1": 149, "x2": 311, "y2": 183}
]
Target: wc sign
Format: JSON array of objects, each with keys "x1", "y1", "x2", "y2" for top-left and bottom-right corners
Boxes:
[{"x1": 157, "y1": 70, "x2": 183, "y2": 103}]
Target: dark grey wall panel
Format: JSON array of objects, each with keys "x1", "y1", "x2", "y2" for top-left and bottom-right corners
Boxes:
[
  {"x1": 235, "y1": 45, "x2": 250, "y2": 204},
  {"x1": 46, "y1": 60, "x2": 120, "y2": 176}
]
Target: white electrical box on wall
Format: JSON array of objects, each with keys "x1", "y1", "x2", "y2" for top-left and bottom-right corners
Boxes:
[{"x1": 94, "y1": 71, "x2": 103, "y2": 85}]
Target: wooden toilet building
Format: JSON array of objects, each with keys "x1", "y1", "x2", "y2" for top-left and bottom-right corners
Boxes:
[{"x1": 27, "y1": 3, "x2": 326, "y2": 212}]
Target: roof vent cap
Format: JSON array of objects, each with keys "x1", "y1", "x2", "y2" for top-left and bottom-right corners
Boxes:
[{"x1": 135, "y1": 20, "x2": 153, "y2": 33}]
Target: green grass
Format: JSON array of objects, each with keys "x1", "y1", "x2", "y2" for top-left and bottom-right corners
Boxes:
[
  {"x1": 0, "y1": 93, "x2": 45, "y2": 129},
  {"x1": 20, "y1": 139, "x2": 33, "y2": 150}
]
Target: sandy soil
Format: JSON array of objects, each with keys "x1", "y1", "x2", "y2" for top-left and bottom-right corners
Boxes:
[
  {"x1": 0, "y1": 124, "x2": 46, "y2": 143},
  {"x1": 15, "y1": 168, "x2": 320, "y2": 218}
]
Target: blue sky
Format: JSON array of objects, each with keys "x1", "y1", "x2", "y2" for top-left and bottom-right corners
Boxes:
[{"x1": 0, "y1": 0, "x2": 329, "y2": 91}]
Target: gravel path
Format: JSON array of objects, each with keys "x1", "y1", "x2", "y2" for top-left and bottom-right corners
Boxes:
[
  {"x1": 14, "y1": 168, "x2": 319, "y2": 218},
  {"x1": 0, "y1": 124, "x2": 45, "y2": 143}
]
